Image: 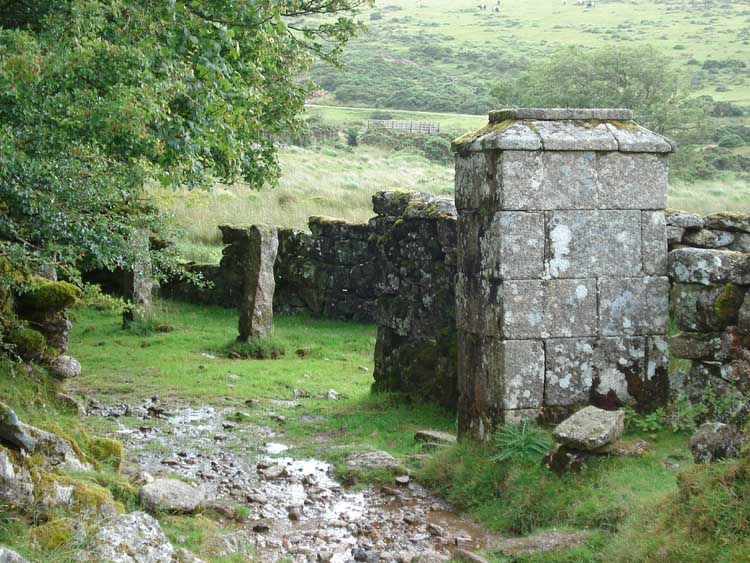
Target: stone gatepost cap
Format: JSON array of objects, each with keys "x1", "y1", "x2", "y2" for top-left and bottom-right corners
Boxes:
[{"x1": 452, "y1": 107, "x2": 675, "y2": 154}]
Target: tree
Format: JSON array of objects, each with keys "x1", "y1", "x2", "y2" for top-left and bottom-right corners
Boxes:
[
  {"x1": 0, "y1": 0, "x2": 371, "y2": 280},
  {"x1": 490, "y1": 45, "x2": 705, "y2": 141}
]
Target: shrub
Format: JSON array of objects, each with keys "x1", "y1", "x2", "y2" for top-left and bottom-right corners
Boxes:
[
  {"x1": 717, "y1": 132, "x2": 744, "y2": 148},
  {"x1": 7, "y1": 327, "x2": 47, "y2": 361},
  {"x1": 421, "y1": 135, "x2": 452, "y2": 163}
]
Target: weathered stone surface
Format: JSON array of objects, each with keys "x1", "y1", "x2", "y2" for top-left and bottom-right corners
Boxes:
[
  {"x1": 545, "y1": 338, "x2": 596, "y2": 407},
  {"x1": 501, "y1": 340, "x2": 545, "y2": 411},
  {"x1": 546, "y1": 211, "x2": 642, "y2": 278},
  {"x1": 597, "y1": 153, "x2": 668, "y2": 210},
  {"x1": 454, "y1": 153, "x2": 499, "y2": 211},
  {"x1": 671, "y1": 332, "x2": 738, "y2": 363},
  {"x1": 456, "y1": 275, "x2": 504, "y2": 336},
  {"x1": 87, "y1": 512, "x2": 175, "y2": 563},
  {"x1": 0, "y1": 547, "x2": 30, "y2": 563},
  {"x1": 0, "y1": 403, "x2": 35, "y2": 453},
  {"x1": 533, "y1": 120, "x2": 617, "y2": 151},
  {"x1": 0, "y1": 448, "x2": 34, "y2": 509},
  {"x1": 666, "y1": 209, "x2": 704, "y2": 229},
  {"x1": 122, "y1": 230, "x2": 154, "y2": 323},
  {"x1": 48, "y1": 355, "x2": 81, "y2": 379},
  {"x1": 669, "y1": 248, "x2": 750, "y2": 285},
  {"x1": 683, "y1": 229, "x2": 735, "y2": 249},
  {"x1": 598, "y1": 276, "x2": 669, "y2": 336},
  {"x1": 23, "y1": 424, "x2": 89, "y2": 472},
  {"x1": 666, "y1": 225, "x2": 685, "y2": 246},
  {"x1": 489, "y1": 108, "x2": 633, "y2": 121},
  {"x1": 452, "y1": 549, "x2": 489, "y2": 563},
  {"x1": 464, "y1": 121, "x2": 543, "y2": 152},
  {"x1": 140, "y1": 479, "x2": 205, "y2": 514},
  {"x1": 552, "y1": 406, "x2": 625, "y2": 451},
  {"x1": 592, "y1": 337, "x2": 646, "y2": 406},
  {"x1": 345, "y1": 451, "x2": 401, "y2": 472},
  {"x1": 500, "y1": 280, "x2": 544, "y2": 338},
  {"x1": 491, "y1": 530, "x2": 592, "y2": 556},
  {"x1": 729, "y1": 233, "x2": 750, "y2": 253},
  {"x1": 642, "y1": 211, "x2": 668, "y2": 275},
  {"x1": 484, "y1": 212, "x2": 545, "y2": 279},
  {"x1": 689, "y1": 422, "x2": 746, "y2": 463},
  {"x1": 703, "y1": 212, "x2": 750, "y2": 233},
  {"x1": 605, "y1": 122, "x2": 674, "y2": 153},
  {"x1": 740, "y1": 294, "x2": 750, "y2": 334},
  {"x1": 237, "y1": 224, "x2": 278, "y2": 341},
  {"x1": 502, "y1": 151, "x2": 598, "y2": 210},
  {"x1": 671, "y1": 282, "x2": 746, "y2": 332},
  {"x1": 414, "y1": 430, "x2": 457, "y2": 446},
  {"x1": 543, "y1": 279, "x2": 598, "y2": 338}
]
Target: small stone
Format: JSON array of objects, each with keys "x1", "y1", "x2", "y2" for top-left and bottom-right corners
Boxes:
[
  {"x1": 253, "y1": 522, "x2": 270, "y2": 533},
  {"x1": 552, "y1": 406, "x2": 624, "y2": 451},
  {"x1": 395, "y1": 475, "x2": 410, "y2": 486},
  {"x1": 689, "y1": 422, "x2": 746, "y2": 464},
  {"x1": 0, "y1": 547, "x2": 31, "y2": 563},
  {"x1": 0, "y1": 402, "x2": 36, "y2": 453},
  {"x1": 47, "y1": 355, "x2": 82, "y2": 379},
  {"x1": 345, "y1": 450, "x2": 401, "y2": 472},
  {"x1": 414, "y1": 430, "x2": 457, "y2": 445},
  {"x1": 666, "y1": 209, "x2": 704, "y2": 229},
  {"x1": 703, "y1": 212, "x2": 750, "y2": 233},
  {"x1": 140, "y1": 479, "x2": 205, "y2": 514},
  {"x1": 259, "y1": 464, "x2": 288, "y2": 480},
  {"x1": 683, "y1": 229, "x2": 735, "y2": 249}
]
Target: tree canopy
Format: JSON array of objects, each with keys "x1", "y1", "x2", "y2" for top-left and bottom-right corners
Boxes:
[
  {"x1": 490, "y1": 45, "x2": 704, "y2": 140},
  {"x1": 0, "y1": 0, "x2": 370, "y2": 279}
]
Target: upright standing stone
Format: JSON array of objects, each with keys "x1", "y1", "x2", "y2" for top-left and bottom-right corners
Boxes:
[
  {"x1": 236, "y1": 225, "x2": 279, "y2": 341},
  {"x1": 453, "y1": 108, "x2": 674, "y2": 440},
  {"x1": 123, "y1": 230, "x2": 154, "y2": 324}
]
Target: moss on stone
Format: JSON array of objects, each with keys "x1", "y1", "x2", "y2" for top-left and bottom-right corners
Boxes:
[
  {"x1": 89, "y1": 437, "x2": 124, "y2": 470},
  {"x1": 17, "y1": 277, "x2": 80, "y2": 318},
  {"x1": 451, "y1": 119, "x2": 515, "y2": 149},
  {"x1": 71, "y1": 480, "x2": 118, "y2": 513},
  {"x1": 713, "y1": 283, "x2": 746, "y2": 326},
  {"x1": 29, "y1": 518, "x2": 75, "y2": 550},
  {"x1": 7, "y1": 326, "x2": 47, "y2": 359}
]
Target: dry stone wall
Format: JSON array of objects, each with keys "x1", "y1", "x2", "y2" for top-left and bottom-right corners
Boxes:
[
  {"x1": 370, "y1": 191, "x2": 458, "y2": 409},
  {"x1": 453, "y1": 108, "x2": 674, "y2": 440},
  {"x1": 667, "y1": 211, "x2": 750, "y2": 406}
]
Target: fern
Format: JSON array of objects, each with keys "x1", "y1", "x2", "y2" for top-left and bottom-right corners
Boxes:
[{"x1": 491, "y1": 422, "x2": 552, "y2": 465}]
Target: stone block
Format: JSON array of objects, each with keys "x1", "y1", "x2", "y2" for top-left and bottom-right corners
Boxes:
[
  {"x1": 728, "y1": 233, "x2": 750, "y2": 253},
  {"x1": 666, "y1": 209, "x2": 704, "y2": 229},
  {"x1": 592, "y1": 336, "x2": 645, "y2": 406},
  {"x1": 546, "y1": 210, "x2": 642, "y2": 278},
  {"x1": 545, "y1": 338, "x2": 596, "y2": 407},
  {"x1": 544, "y1": 279, "x2": 598, "y2": 338},
  {"x1": 669, "y1": 248, "x2": 750, "y2": 285},
  {"x1": 501, "y1": 339, "x2": 546, "y2": 410},
  {"x1": 532, "y1": 120, "x2": 618, "y2": 151},
  {"x1": 454, "y1": 152, "x2": 500, "y2": 212},
  {"x1": 459, "y1": 121, "x2": 543, "y2": 152},
  {"x1": 489, "y1": 108, "x2": 633, "y2": 121},
  {"x1": 599, "y1": 277, "x2": 669, "y2": 336},
  {"x1": 671, "y1": 332, "x2": 734, "y2": 362},
  {"x1": 502, "y1": 151, "x2": 598, "y2": 211},
  {"x1": 740, "y1": 294, "x2": 750, "y2": 335},
  {"x1": 501, "y1": 280, "x2": 544, "y2": 339},
  {"x1": 484, "y1": 212, "x2": 546, "y2": 279},
  {"x1": 667, "y1": 225, "x2": 685, "y2": 246},
  {"x1": 683, "y1": 229, "x2": 735, "y2": 249},
  {"x1": 642, "y1": 211, "x2": 668, "y2": 275},
  {"x1": 456, "y1": 274, "x2": 503, "y2": 336},
  {"x1": 671, "y1": 283, "x2": 747, "y2": 332},
  {"x1": 605, "y1": 122, "x2": 674, "y2": 153},
  {"x1": 703, "y1": 212, "x2": 750, "y2": 233},
  {"x1": 597, "y1": 153, "x2": 668, "y2": 210}
]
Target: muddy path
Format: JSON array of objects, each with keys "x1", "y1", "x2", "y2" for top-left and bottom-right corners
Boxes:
[{"x1": 86, "y1": 398, "x2": 493, "y2": 563}]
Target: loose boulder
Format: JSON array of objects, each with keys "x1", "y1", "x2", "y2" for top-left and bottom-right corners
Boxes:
[
  {"x1": 0, "y1": 403, "x2": 35, "y2": 453},
  {"x1": 140, "y1": 478, "x2": 205, "y2": 513},
  {"x1": 86, "y1": 512, "x2": 175, "y2": 563},
  {"x1": 689, "y1": 422, "x2": 746, "y2": 463},
  {"x1": 551, "y1": 406, "x2": 624, "y2": 451},
  {"x1": 345, "y1": 450, "x2": 401, "y2": 472},
  {"x1": 0, "y1": 547, "x2": 31, "y2": 563},
  {"x1": 48, "y1": 355, "x2": 82, "y2": 379}
]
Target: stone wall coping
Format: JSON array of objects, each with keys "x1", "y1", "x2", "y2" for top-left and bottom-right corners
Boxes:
[
  {"x1": 452, "y1": 110, "x2": 674, "y2": 154},
  {"x1": 489, "y1": 108, "x2": 633, "y2": 122}
]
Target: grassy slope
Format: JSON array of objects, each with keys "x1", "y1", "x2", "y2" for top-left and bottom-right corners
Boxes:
[
  {"x1": 66, "y1": 300, "x2": 706, "y2": 562},
  {"x1": 349, "y1": 0, "x2": 750, "y2": 104}
]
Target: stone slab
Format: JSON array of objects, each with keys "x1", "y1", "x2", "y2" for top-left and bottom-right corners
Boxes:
[
  {"x1": 238, "y1": 225, "x2": 278, "y2": 341},
  {"x1": 489, "y1": 108, "x2": 633, "y2": 122},
  {"x1": 465, "y1": 121, "x2": 543, "y2": 152},
  {"x1": 501, "y1": 280, "x2": 544, "y2": 339},
  {"x1": 599, "y1": 276, "x2": 669, "y2": 336},
  {"x1": 482, "y1": 212, "x2": 546, "y2": 279},
  {"x1": 501, "y1": 339, "x2": 546, "y2": 411},
  {"x1": 544, "y1": 279, "x2": 598, "y2": 338},
  {"x1": 666, "y1": 209, "x2": 704, "y2": 229},
  {"x1": 669, "y1": 248, "x2": 750, "y2": 285},
  {"x1": 642, "y1": 211, "x2": 668, "y2": 275},
  {"x1": 456, "y1": 274, "x2": 503, "y2": 336},
  {"x1": 552, "y1": 406, "x2": 625, "y2": 450},
  {"x1": 605, "y1": 122, "x2": 674, "y2": 153},
  {"x1": 683, "y1": 229, "x2": 735, "y2": 249},
  {"x1": 532, "y1": 120, "x2": 618, "y2": 151},
  {"x1": 597, "y1": 153, "x2": 668, "y2": 210},
  {"x1": 671, "y1": 282, "x2": 747, "y2": 332},
  {"x1": 546, "y1": 210, "x2": 642, "y2": 278},
  {"x1": 454, "y1": 153, "x2": 500, "y2": 211},
  {"x1": 703, "y1": 212, "x2": 750, "y2": 233},
  {"x1": 501, "y1": 151, "x2": 598, "y2": 210}
]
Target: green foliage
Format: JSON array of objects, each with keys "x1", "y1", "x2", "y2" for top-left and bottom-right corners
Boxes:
[
  {"x1": 223, "y1": 337, "x2": 286, "y2": 360},
  {"x1": 717, "y1": 132, "x2": 745, "y2": 148},
  {"x1": 490, "y1": 45, "x2": 703, "y2": 140},
  {"x1": 7, "y1": 326, "x2": 46, "y2": 361},
  {"x1": 623, "y1": 407, "x2": 667, "y2": 434},
  {"x1": 16, "y1": 278, "x2": 80, "y2": 318},
  {"x1": 491, "y1": 422, "x2": 552, "y2": 464},
  {"x1": 0, "y1": 0, "x2": 370, "y2": 279}
]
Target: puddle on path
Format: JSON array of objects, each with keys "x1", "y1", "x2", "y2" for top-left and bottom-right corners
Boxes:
[{"x1": 88, "y1": 399, "x2": 492, "y2": 562}]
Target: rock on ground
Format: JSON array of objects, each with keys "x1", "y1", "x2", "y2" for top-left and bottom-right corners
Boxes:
[
  {"x1": 140, "y1": 478, "x2": 205, "y2": 513},
  {"x1": 552, "y1": 406, "x2": 624, "y2": 451},
  {"x1": 86, "y1": 512, "x2": 175, "y2": 563},
  {"x1": 0, "y1": 449, "x2": 34, "y2": 509},
  {"x1": 451, "y1": 549, "x2": 489, "y2": 563},
  {"x1": 22, "y1": 424, "x2": 89, "y2": 471},
  {"x1": 493, "y1": 531, "x2": 591, "y2": 557},
  {"x1": 689, "y1": 422, "x2": 746, "y2": 463},
  {"x1": 0, "y1": 403, "x2": 35, "y2": 453},
  {"x1": 414, "y1": 430, "x2": 457, "y2": 445},
  {"x1": 48, "y1": 355, "x2": 82, "y2": 379},
  {"x1": 345, "y1": 450, "x2": 401, "y2": 472},
  {"x1": 0, "y1": 546, "x2": 31, "y2": 563}
]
